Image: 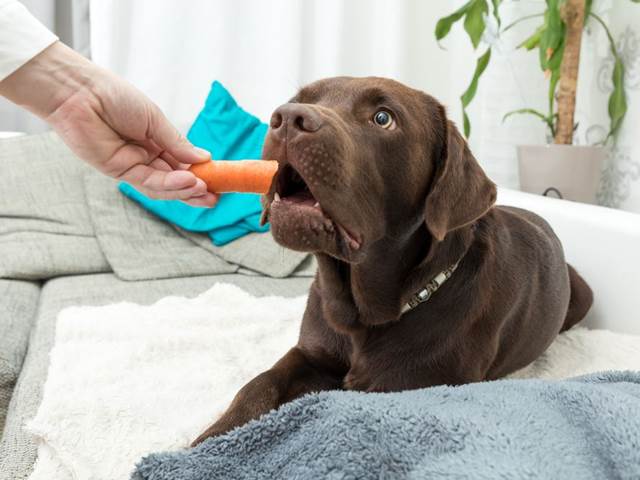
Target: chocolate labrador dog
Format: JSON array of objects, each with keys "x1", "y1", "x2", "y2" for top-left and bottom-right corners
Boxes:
[{"x1": 192, "y1": 77, "x2": 593, "y2": 445}]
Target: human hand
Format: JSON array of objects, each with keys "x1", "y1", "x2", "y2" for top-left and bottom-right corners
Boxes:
[{"x1": 0, "y1": 41, "x2": 218, "y2": 207}]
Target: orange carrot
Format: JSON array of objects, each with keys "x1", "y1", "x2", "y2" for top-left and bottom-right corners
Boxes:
[{"x1": 189, "y1": 160, "x2": 278, "y2": 194}]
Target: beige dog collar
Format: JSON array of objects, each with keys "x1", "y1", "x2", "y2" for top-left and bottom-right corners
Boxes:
[{"x1": 401, "y1": 262, "x2": 460, "y2": 315}]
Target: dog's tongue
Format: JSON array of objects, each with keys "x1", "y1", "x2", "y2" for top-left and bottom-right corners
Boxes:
[{"x1": 283, "y1": 189, "x2": 316, "y2": 206}]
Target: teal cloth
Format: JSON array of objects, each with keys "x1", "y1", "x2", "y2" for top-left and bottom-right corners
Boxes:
[{"x1": 119, "y1": 81, "x2": 269, "y2": 246}]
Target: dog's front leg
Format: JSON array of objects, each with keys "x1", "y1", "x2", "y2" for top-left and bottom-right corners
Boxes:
[{"x1": 191, "y1": 347, "x2": 341, "y2": 446}]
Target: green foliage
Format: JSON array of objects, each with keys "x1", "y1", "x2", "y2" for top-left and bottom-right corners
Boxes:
[
  {"x1": 585, "y1": 0, "x2": 594, "y2": 17},
  {"x1": 590, "y1": 12, "x2": 627, "y2": 141},
  {"x1": 464, "y1": 0, "x2": 489, "y2": 48},
  {"x1": 503, "y1": 108, "x2": 558, "y2": 136},
  {"x1": 491, "y1": 0, "x2": 503, "y2": 27},
  {"x1": 518, "y1": 25, "x2": 543, "y2": 50},
  {"x1": 435, "y1": 1, "x2": 475, "y2": 41},
  {"x1": 434, "y1": 0, "x2": 636, "y2": 143},
  {"x1": 434, "y1": 0, "x2": 493, "y2": 137},
  {"x1": 461, "y1": 49, "x2": 492, "y2": 136}
]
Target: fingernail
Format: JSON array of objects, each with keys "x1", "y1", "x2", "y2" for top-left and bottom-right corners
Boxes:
[{"x1": 193, "y1": 146, "x2": 211, "y2": 160}]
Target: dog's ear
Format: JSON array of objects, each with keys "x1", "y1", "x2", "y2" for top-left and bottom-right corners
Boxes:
[{"x1": 424, "y1": 108, "x2": 496, "y2": 242}]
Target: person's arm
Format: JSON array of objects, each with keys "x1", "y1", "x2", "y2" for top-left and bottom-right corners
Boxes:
[{"x1": 0, "y1": 2, "x2": 217, "y2": 206}]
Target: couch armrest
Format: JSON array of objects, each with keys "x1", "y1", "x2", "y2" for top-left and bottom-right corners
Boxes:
[{"x1": 496, "y1": 188, "x2": 640, "y2": 335}]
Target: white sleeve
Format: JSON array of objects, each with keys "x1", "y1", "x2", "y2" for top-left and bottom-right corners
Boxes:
[{"x1": 0, "y1": 0, "x2": 59, "y2": 81}]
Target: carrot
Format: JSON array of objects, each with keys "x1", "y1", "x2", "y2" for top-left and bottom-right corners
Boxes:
[{"x1": 189, "y1": 160, "x2": 278, "y2": 194}]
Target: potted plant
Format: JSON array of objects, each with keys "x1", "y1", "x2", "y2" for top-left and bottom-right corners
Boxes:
[{"x1": 435, "y1": 0, "x2": 638, "y2": 203}]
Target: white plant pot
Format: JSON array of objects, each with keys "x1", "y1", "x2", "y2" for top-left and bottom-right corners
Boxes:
[{"x1": 517, "y1": 145, "x2": 606, "y2": 204}]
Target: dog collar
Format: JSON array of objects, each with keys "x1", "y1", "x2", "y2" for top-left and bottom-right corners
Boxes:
[{"x1": 401, "y1": 262, "x2": 460, "y2": 315}]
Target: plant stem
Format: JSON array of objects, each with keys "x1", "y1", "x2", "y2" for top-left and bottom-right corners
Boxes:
[
  {"x1": 501, "y1": 13, "x2": 544, "y2": 34},
  {"x1": 554, "y1": 0, "x2": 586, "y2": 145}
]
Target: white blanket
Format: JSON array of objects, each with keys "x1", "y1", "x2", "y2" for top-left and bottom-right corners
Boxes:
[{"x1": 26, "y1": 283, "x2": 640, "y2": 480}]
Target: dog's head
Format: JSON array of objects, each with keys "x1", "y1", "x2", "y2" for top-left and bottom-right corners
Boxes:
[{"x1": 261, "y1": 77, "x2": 496, "y2": 262}]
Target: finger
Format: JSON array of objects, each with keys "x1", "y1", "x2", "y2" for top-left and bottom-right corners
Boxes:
[
  {"x1": 136, "y1": 181, "x2": 211, "y2": 201},
  {"x1": 143, "y1": 138, "x2": 188, "y2": 170},
  {"x1": 182, "y1": 193, "x2": 219, "y2": 207},
  {"x1": 148, "y1": 107, "x2": 211, "y2": 165},
  {"x1": 149, "y1": 157, "x2": 173, "y2": 172},
  {"x1": 123, "y1": 138, "x2": 189, "y2": 172},
  {"x1": 136, "y1": 137, "x2": 164, "y2": 161},
  {"x1": 143, "y1": 176, "x2": 209, "y2": 200},
  {"x1": 121, "y1": 164, "x2": 202, "y2": 192},
  {"x1": 190, "y1": 177, "x2": 210, "y2": 196},
  {"x1": 159, "y1": 150, "x2": 191, "y2": 171}
]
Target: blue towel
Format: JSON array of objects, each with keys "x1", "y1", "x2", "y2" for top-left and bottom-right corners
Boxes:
[
  {"x1": 132, "y1": 371, "x2": 640, "y2": 480},
  {"x1": 119, "y1": 81, "x2": 269, "y2": 246}
]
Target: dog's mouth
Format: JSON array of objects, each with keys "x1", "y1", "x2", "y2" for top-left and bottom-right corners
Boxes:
[
  {"x1": 275, "y1": 164, "x2": 319, "y2": 208},
  {"x1": 265, "y1": 163, "x2": 362, "y2": 253}
]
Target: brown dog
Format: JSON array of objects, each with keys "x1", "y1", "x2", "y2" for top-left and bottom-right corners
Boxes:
[{"x1": 192, "y1": 77, "x2": 593, "y2": 445}]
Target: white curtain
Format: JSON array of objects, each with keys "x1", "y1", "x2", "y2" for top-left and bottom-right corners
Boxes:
[
  {"x1": 89, "y1": 0, "x2": 464, "y2": 130},
  {"x1": 90, "y1": 0, "x2": 640, "y2": 213}
]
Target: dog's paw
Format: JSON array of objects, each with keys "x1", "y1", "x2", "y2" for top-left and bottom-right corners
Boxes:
[
  {"x1": 190, "y1": 422, "x2": 229, "y2": 447},
  {"x1": 343, "y1": 370, "x2": 371, "y2": 391}
]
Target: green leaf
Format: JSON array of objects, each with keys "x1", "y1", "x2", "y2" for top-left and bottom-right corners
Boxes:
[
  {"x1": 548, "y1": 67, "x2": 560, "y2": 120},
  {"x1": 545, "y1": 0, "x2": 562, "y2": 38},
  {"x1": 608, "y1": 57, "x2": 627, "y2": 138},
  {"x1": 547, "y1": 42, "x2": 564, "y2": 71},
  {"x1": 518, "y1": 25, "x2": 544, "y2": 50},
  {"x1": 463, "y1": 111, "x2": 471, "y2": 138},
  {"x1": 585, "y1": 0, "x2": 593, "y2": 18},
  {"x1": 464, "y1": 0, "x2": 489, "y2": 49},
  {"x1": 460, "y1": 48, "x2": 492, "y2": 137},
  {"x1": 544, "y1": 40, "x2": 563, "y2": 125},
  {"x1": 435, "y1": 1, "x2": 473, "y2": 40},
  {"x1": 491, "y1": 0, "x2": 502, "y2": 27},
  {"x1": 503, "y1": 13, "x2": 545, "y2": 35},
  {"x1": 461, "y1": 49, "x2": 492, "y2": 107},
  {"x1": 590, "y1": 12, "x2": 629, "y2": 141},
  {"x1": 538, "y1": 0, "x2": 564, "y2": 71},
  {"x1": 503, "y1": 108, "x2": 556, "y2": 136},
  {"x1": 503, "y1": 108, "x2": 549, "y2": 122}
]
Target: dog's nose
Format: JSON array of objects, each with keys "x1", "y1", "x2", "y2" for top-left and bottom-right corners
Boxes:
[{"x1": 270, "y1": 103, "x2": 322, "y2": 139}]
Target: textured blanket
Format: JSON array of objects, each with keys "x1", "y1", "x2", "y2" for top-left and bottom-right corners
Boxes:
[
  {"x1": 26, "y1": 283, "x2": 640, "y2": 480},
  {"x1": 26, "y1": 283, "x2": 305, "y2": 480},
  {"x1": 134, "y1": 371, "x2": 640, "y2": 480}
]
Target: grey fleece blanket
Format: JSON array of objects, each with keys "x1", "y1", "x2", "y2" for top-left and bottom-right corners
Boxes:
[{"x1": 132, "y1": 371, "x2": 640, "y2": 480}]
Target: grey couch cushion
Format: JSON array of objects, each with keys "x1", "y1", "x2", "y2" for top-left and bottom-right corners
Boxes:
[
  {"x1": 84, "y1": 172, "x2": 237, "y2": 280},
  {"x1": 84, "y1": 171, "x2": 312, "y2": 279},
  {"x1": 177, "y1": 227, "x2": 311, "y2": 278},
  {"x1": 0, "y1": 132, "x2": 310, "y2": 281},
  {"x1": 0, "y1": 132, "x2": 110, "y2": 279},
  {"x1": 0, "y1": 280, "x2": 39, "y2": 436},
  {"x1": 85, "y1": 170, "x2": 311, "y2": 279},
  {"x1": 0, "y1": 272, "x2": 313, "y2": 480}
]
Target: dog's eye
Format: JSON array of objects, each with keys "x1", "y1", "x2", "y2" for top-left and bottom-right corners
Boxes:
[{"x1": 373, "y1": 110, "x2": 394, "y2": 129}]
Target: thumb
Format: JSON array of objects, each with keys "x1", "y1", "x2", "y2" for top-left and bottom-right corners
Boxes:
[{"x1": 148, "y1": 106, "x2": 211, "y2": 165}]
